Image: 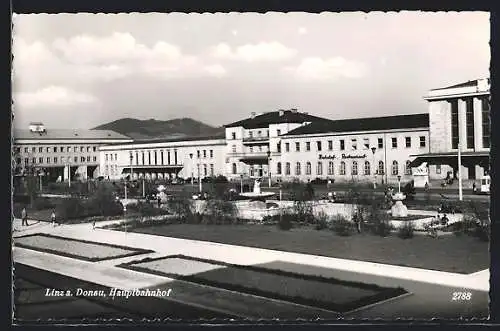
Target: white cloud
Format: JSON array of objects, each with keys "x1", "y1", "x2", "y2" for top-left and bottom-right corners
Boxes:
[
  {"x1": 287, "y1": 57, "x2": 368, "y2": 80},
  {"x1": 211, "y1": 42, "x2": 297, "y2": 62},
  {"x1": 204, "y1": 64, "x2": 227, "y2": 77},
  {"x1": 298, "y1": 27, "x2": 308, "y2": 35},
  {"x1": 14, "y1": 86, "x2": 98, "y2": 109}
]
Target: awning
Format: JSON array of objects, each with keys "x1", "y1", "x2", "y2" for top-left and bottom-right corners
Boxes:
[
  {"x1": 121, "y1": 165, "x2": 184, "y2": 173},
  {"x1": 409, "y1": 152, "x2": 490, "y2": 168},
  {"x1": 239, "y1": 156, "x2": 268, "y2": 165}
]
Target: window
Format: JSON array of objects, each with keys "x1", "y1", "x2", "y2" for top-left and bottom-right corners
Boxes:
[
  {"x1": 277, "y1": 162, "x2": 282, "y2": 175},
  {"x1": 249, "y1": 146, "x2": 254, "y2": 153},
  {"x1": 93, "y1": 156, "x2": 97, "y2": 162},
  {"x1": 259, "y1": 145, "x2": 262, "y2": 152},
  {"x1": 74, "y1": 157, "x2": 78, "y2": 163},
  {"x1": 45, "y1": 147, "x2": 51, "y2": 153},
  {"x1": 436, "y1": 164, "x2": 442, "y2": 175},
  {"x1": 285, "y1": 143, "x2": 290, "y2": 152},
  {"x1": 405, "y1": 160, "x2": 412, "y2": 175},
  {"x1": 295, "y1": 142, "x2": 300, "y2": 152},
  {"x1": 306, "y1": 162, "x2": 312, "y2": 175},
  {"x1": 328, "y1": 161, "x2": 334, "y2": 176},
  {"x1": 419, "y1": 136, "x2": 426, "y2": 148},
  {"x1": 54, "y1": 157, "x2": 58, "y2": 163},
  {"x1": 136, "y1": 152, "x2": 139, "y2": 165},
  {"x1": 391, "y1": 137, "x2": 398, "y2": 148},
  {"x1": 24, "y1": 147, "x2": 28, "y2": 153},
  {"x1": 87, "y1": 146, "x2": 90, "y2": 152},
  {"x1": 364, "y1": 161, "x2": 370, "y2": 175},
  {"x1": 277, "y1": 129, "x2": 281, "y2": 136},
  {"x1": 232, "y1": 163, "x2": 237, "y2": 174},
  {"x1": 167, "y1": 151, "x2": 171, "y2": 164},
  {"x1": 74, "y1": 147, "x2": 78, "y2": 153},
  {"x1": 81, "y1": 156, "x2": 85, "y2": 162},
  {"x1": 249, "y1": 131, "x2": 253, "y2": 138},
  {"x1": 285, "y1": 162, "x2": 291, "y2": 175},
  {"x1": 105, "y1": 166, "x2": 108, "y2": 175},
  {"x1": 210, "y1": 164, "x2": 214, "y2": 176},
  {"x1": 317, "y1": 141, "x2": 322, "y2": 151},
  {"x1": 80, "y1": 147, "x2": 84, "y2": 152},
  {"x1": 114, "y1": 153, "x2": 117, "y2": 161},
  {"x1": 24, "y1": 158, "x2": 28, "y2": 165},
  {"x1": 258, "y1": 131, "x2": 262, "y2": 137},
  {"x1": 60, "y1": 147, "x2": 64, "y2": 152},
  {"x1": 61, "y1": 156, "x2": 65, "y2": 163},
  {"x1": 361, "y1": 138, "x2": 368, "y2": 150},
  {"x1": 392, "y1": 161, "x2": 399, "y2": 175},
  {"x1": 32, "y1": 147, "x2": 36, "y2": 153},
  {"x1": 378, "y1": 161, "x2": 384, "y2": 175},
  {"x1": 231, "y1": 145, "x2": 236, "y2": 153},
  {"x1": 154, "y1": 151, "x2": 158, "y2": 165},
  {"x1": 160, "y1": 151, "x2": 164, "y2": 165},
  {"x1": 450, "y1": 99, "x2": 459, "y2": 149},
  {"x1": 197, "y1": 150, "x2": 200, "y2": 158},
  {"x1": 466, "y1": 98, "x2": 475, "y2": 148},
  {"x1": 351, "y1": 139, "x2": 357, "y2": 150},
  {"x1": 39, "y1": 147, "x2": 43, "y2": 153},
  {"x1": 295, "y1": 162, "x2": 301, "y2": 175},
  {"x1": 277, "y1": 142, "x2": 281, "y2": 153},
  {"x1": 67, "y1": 147, "x2": 71, "y2": 152},
  {"x1": 328, "y1": 140, "x2": 333, "y2": 150},
  {"x1": 87, "y1": 156, "x2": 90, "y2": 162},
  {"x1": 405, "y1": 137, "x2": 411, "y2": 148},
  {"x1": 352, "y1": 161, "x2": 358, "y2": 175},
  {"x1": 141, "y1": 151, "x2": 145, "y2": 164},
  {"x1": 174, "y1": 150, "x2": 178, "y2": 164},
  {"x1": 45, "y1": 157, "x2": 49, "y2": 163},
  {"x1": 317, "y1": 162, "x2": 323, "y2": 175},
  {"x1": 210, "y1": 150, "x2": 213, "y2": 158},
  {"x1": 105, "y1": 154, "x2": 108, "y2": 161},
  {"x1": 249, "y1": 166, "x2": 254, "y2": 177},
  {"x1": 482, "y1": 97, "x2": 491, "y2": 148},
  {"x1": 231, "y1": 132, "x2": 236, "y2": 140},
  {"x1": 203, "y1": 150, "x2": 206, "y2": 158},
  {"x1": 340, "y1": 161, "x2": 346, "y2": 175},
  {"x1": 93, "y1": 147, "x2": 97, "y2": 152},
  {"x1": 340, "y1": 139, "x2": 345, "y2": 150},
  {"x1": 203, "y1": 164, "x2": 207, "y2": 176},
  {"x1": 32, "y1": 157, "x2": 36, "y2": 164},
  {"x1": 306, "y1": 142, "x2": 311, "y2": 151}
]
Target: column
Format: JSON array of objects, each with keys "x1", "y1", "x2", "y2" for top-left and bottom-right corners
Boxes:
[
  {"x1": 473, "y1": 96, "x2": 483, "y2": 152},
  {"x1": 457, "y1": 99, "x2": 467, "y2": 152}
]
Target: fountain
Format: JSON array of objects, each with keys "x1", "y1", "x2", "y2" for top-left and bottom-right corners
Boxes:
[
  {"x1": 239, "y1": 179, "x2": 276, "y2": 201},
  {"x1": 391, "y1": 191, "x2": 408, "y2": 218}
]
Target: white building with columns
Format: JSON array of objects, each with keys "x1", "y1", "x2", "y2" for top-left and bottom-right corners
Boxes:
[
  {"x1": 410, "y1": 78, "x2": 490, "y2": 181},
  {"x1": 98, "y1": 135, "x2": 226, "y2": 180}
]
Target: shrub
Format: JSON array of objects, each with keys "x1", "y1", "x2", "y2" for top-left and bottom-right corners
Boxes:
[
  {"x1": 332, "y1": 215, "x2": 353, "y2": 236},
  {"x1": 202, "y1": 199, "x2": 238, "y2": 225},
  {"x1": 397, "y1": 221, "x2": 415, "y2": 239},
  {"x1": 293, "y1": 201, "x2": 315, "y2": 224},
  {"x1": 85, "y1": 185, "x2": 123, "y2": 217},
  {"x1": 167, "y1": 197, "x2": 195, "y2": 223},
  {"x1": 56, "y1": 197, "x2": 86, "y2": 220},
  {"x1": 315, "y1": 211, "x2": 329, "y2": 230},
  {"x1": 366, "y1": 198, "x2": 392, "y2": 237},
  {"x1": 128, "y1": 201, "x2": 167, "y2": 216},
  {"x1": 277, "y1": 212, "x2": 294, "y2": 230}
]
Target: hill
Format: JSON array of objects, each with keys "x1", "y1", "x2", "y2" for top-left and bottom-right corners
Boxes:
[{"x1": 92, "y1": 117, "x2": 225, "y2": 140}]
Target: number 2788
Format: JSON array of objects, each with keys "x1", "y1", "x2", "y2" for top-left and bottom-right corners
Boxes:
[{"x1": 452, "y1": 292, "x2": 472, "y2": 301}]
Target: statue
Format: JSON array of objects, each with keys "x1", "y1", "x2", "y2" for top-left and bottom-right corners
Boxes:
[{"x1": 253, "y1": 179, "x2": 261, "y2": 194}]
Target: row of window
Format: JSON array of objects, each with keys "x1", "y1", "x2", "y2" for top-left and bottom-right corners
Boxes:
[
  {"x1": 196, "y1": 164, "x2": 215, "y2": 177},
  {"x1": 270, "y1": 160, "x2": 412, "y2": 176},
  {"x1": 16, "y1": 146, "x2": 98, "y2": 154},
  {"x1": 20, "y1": 155, "x2": 97, "y2": 165},
  {"x1": 231, "y1": 130, "x2": 270, "y2": 140},
  {"x1": 123, "y1": 150, "x2": 180, "y2": 166},
  {"x1": 196, "y1": 149, "x2": 214, "y2": 158},
  {"x1": 276, "y1": 136, "x2": 426, "y2": 153},
  {"x1": 450, "y1": 97, "x2": 490, "y2": 149}
]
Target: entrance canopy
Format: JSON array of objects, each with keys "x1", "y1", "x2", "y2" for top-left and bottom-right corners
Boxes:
[
  {"x1": 409, "y1": 152, "x2": 490, "y2": 169},
  {"x1": 121, "y1": 165, "x2": 184, "y2": 173},
  {"x1": 239, "y1": 156, "x2": 268, "y2": 165}
]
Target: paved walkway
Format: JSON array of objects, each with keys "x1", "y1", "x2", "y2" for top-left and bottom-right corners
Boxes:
[{"x1": 12, "y1": 218, "x2": 489, "y2": 292}]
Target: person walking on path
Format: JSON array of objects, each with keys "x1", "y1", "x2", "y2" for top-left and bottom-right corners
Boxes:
[
  {"x1": 51, "y1": 209, "x2": 57, "y2": 227},
  {"x1": 21, "y1": 207, "x2": 28, "y2": 226}
]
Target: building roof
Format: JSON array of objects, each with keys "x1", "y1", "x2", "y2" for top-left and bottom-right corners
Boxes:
[
  {"x1": 283, "y1": 113, "x2": 429, "y2": 136},
  {"x1": 14, "y1": 129, "x2": 132, "y2": 141},
  {"x1": 104, "y1": 133, "x2": 227, "y2": 146},
  {"x1": 224, "y1": 110, "x2": 329, "y2": 129},
  {"x1": 430, "y1": 78, "x2": 490, "y2": 91}
]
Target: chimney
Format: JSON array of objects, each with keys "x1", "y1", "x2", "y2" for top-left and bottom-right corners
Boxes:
[
  {"x1": 278, "y1": 109, "x2": 284, "y2": 116},
  {"x1": 251, "y1": 112, "x2": 257, "y2": 119}
]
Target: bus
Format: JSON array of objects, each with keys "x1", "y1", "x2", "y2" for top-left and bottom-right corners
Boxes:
[{"x1": 480, "y1": 175, "x2": 490, "y2": 194}]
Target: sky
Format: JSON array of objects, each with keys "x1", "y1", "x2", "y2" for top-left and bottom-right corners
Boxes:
[{"x1": 12, "y1": 11, "x2": 490, "y2": 129}]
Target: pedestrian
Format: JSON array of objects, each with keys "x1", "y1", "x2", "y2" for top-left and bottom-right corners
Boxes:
[
  {"x1": 441, "y1": 213, "x2": 449, "y2": 226},
  {"x1": 21, "y1": 207, "x2": 28, "y2": 226},
  {"x1": 472, "y1": 182, "x2": 477, "y2": 193},
  {"x1": 51, "y1": 209, "x2": 57, "y2": 227},
  {"x1": 157, "y1": 196, "x2": 161, "y2": 208},
  {"x1": 424, "y1": 182, "x2": 429, "y2": 191}
]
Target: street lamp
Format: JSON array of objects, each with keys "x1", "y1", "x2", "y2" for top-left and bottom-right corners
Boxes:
[
  {"x1": 129, "y1": 152, "x2": 134, "y2": 181},
  {"x1": 397, "y1": 175, "x2": 401, "y2": 193},
  {"x1": 189, "y1": 153, "x2": 194, "y2": 186},
  {"x1": 240, "y1": 174, "x2": 244, "y2": 193},
  {"x1": 267, "y1": 150, "x2": 271, "y2": 188},
  {"x1": 371, "y1": 147, "x2": 377, "y2": 189}
]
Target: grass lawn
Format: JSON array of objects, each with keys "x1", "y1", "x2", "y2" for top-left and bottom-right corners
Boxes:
[
  {"x1": 125, "y1": 224, "x2": 489, "y2": 274},
  {"x1": 390, "y1": 214, "x2": 432, "y2": 221},
  {"x1": 120, "y1": 255, "x2": 407, "y2": 313},
  {"x1": 14, "y1": 233, "x2": 153, "y2": 262}
]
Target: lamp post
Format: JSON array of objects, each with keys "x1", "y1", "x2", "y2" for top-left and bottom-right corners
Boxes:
[
  {"x1": 189, "y1": 153, "x2": 194, "y2": 186},
  {"x1": 240, "y1": 174, "x2": 244, "y2": 193},
  {"x1": 198, "y1": 155, "x2": 202, "y2": 193},
  {"x1": 397, "y1": 175, "x2": 401, "y2": 193},
  {"x1": 371, "y1": 147, "x2": 377, "y2": 189},
  {"x1": 267, "y1": 150, "x2": 271, "y2": 188},
  {"x1": 129, "y1": 153, "x2": 134, "y2": 181},
  {"x1": 458, "y1": 143, "x2": 463, "y2": 201}
]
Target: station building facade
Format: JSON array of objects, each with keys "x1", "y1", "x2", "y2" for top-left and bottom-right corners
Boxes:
[
  {"x1": 98, "y1": 135, "x2": 227, "y2": 181},
  {"x1": 410, "y1": 78, "x2": 490, "y2": 181},
  {"x1": 13, "y1": 122, "x2": 133, "y2": 182}
]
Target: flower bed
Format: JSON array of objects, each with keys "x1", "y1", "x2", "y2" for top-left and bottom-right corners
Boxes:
[
  {"x1": 119, "y1": 254, "x2": 408, "y2": 313},
  {"x1": 14, "y1": 233, "x2": 154, "y2": 262}
]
